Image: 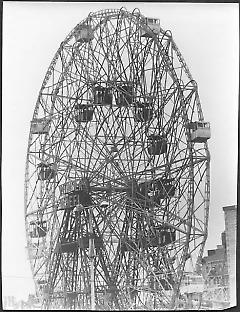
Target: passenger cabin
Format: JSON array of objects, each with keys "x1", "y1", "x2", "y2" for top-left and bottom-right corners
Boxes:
[
  {"x1": 116, "y1": 84, "x2": 133, "y2": 106},
  {"x1": 140, "y1": 18, "x2": 160, "y2": 38},
  {"x1": 155, "y1": 178, "x2": 176, "y2": 200},
  {"x1": 30, "y1": 220, "x2": 47, "y2": 238},
  {"x1": 121, "y1": 226, "x2": 176, "y2": 252},
  {"x1": 74, "y1": 25, "x2": 94, "y2": 43},
  {"x1": 57, "y1": 235, "x2": 102, "y2": 253},
  {"x1": 31, "y1": 118, "x2": 50, "y2": 134},
  {"x1": 138, "y1": 182, "x2": 146, "y2": 196},
  {"x1": 79, "y1": 235, "x2": 103, "y2": 250},
  {"x1": 67, "y1": 189, "x2": 92, "y2": 208},
  {"x1": 126, "y1": 180, "x2": 139, "y2": 197},
  {"x1": 188, "y1": 121, "x2": 211, "y2": 143},
  {"x1": 57, "y1": 239, "x2": 78, "y2": 254},
  {"x1": 74, "y1": 104, "x2": 94, "y2": 122},
  {"x1": 138, "y1": 181, "x2": 152, "y2": 199},
  {"x1": 137, "y1": 180, "x2": 160, "y2": 208},
  {"x1": 150, "y1": 225, "x2": 176, "y2": 247},
  {"x1": 37, "y1": 163, "x2": 56, "y2": 181},
  {"x1": 134, "y1": 102, "x2": 154, "y2": 122},
  {"x1": 147, "y1": 134, "x2": 167, "y2": 155},
  {"x1": 94, "y1": 86, "x2": 112, "y2": 105},
  {"x1": 37, "y1": 279, "x2": 47, "y2": 285}
]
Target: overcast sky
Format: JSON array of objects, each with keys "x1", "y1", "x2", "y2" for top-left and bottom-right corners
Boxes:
[{"x1": 2, "y1": 2, "x2": 238, "y2": 301}]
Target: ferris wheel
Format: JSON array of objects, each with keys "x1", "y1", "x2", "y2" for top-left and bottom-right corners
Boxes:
[{"x1": 24, "y1": 8, "x2": 211, "y2": 310}]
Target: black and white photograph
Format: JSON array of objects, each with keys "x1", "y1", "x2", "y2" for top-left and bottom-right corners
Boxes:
[{"x1": 2, "y1": 2, "x2": 238, "y2": 310}]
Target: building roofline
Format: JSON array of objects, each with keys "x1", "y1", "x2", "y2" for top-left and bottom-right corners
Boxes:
[{"x1": 223, "y1": 205, "x2": 237, "y2": 212}]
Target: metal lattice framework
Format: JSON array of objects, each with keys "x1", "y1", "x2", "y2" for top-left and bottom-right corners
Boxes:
[{"x1": 24, "y1": 8, "x2": 210, "y2": 310}]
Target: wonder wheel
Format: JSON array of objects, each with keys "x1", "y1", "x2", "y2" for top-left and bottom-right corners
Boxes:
[{"x1": 24, "y1": 8, "x2": 211, "y2": 310}]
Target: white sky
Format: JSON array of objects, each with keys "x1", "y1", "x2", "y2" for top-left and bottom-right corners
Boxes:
[{"x1": 2, "y1": 2, "x2": 239, "y2": 301}]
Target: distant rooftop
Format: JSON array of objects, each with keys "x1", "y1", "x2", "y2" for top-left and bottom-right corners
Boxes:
[
  {"x1": 223, "y1": 205, "x2": 237, "y2": 212},
  {"x1": 203, "y1": 246, "x2": 226, "y2": 262}
]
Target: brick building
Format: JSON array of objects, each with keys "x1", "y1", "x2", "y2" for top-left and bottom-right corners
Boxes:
[
  {"x1": 201, "y1": 204, "x2": 237, "y2": 309},
  {"x1": 201, "y1": 231, "x2": 229, "y2": 309},
  {"x1": 223, "y1": 205, "x2": 237, "y2": 307}
]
